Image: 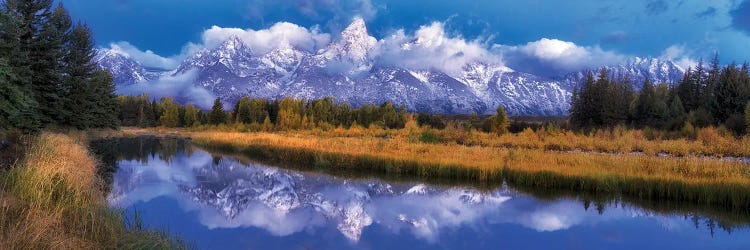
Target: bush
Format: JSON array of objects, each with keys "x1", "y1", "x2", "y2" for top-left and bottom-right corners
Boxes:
[
  {"x1": 418, "y1": 129, "x2": 443, "y2": 144},
  {"x1": 416, "y1": 113, "x2": 446, "y2": 129}
]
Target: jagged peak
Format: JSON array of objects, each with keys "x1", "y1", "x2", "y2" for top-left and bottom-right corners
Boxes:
[
  {"x1": 217, "y1": 35, "x2": 247, "y2": 52},
  {"x1": 342, "y1": 17, "x2": 368, "y2": 37},
  {"x1": 96, "y1": 48, "x2": 131, "y2": 60},
  {"x1": 321, "y1": 17, "x2": 376, "y2": 66}
]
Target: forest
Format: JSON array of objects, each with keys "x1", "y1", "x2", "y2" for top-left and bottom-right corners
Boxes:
[
  {"x1": 0, "y1": 0, "x2": 119, "y2": 132},
  {"x1": 570, "y1": 55, "x2": 750, "y2": 135}
]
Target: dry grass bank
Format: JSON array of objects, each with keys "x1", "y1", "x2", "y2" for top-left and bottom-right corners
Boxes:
[{"x1": 0, "y1": 132, "x2": 183, "y2": 249}]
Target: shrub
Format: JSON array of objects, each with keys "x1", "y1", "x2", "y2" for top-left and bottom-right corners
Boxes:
[{"x1": 418, "y1": 129, "x2": 443, "y2": 144}]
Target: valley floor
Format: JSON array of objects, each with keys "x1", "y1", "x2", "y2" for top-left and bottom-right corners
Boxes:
[{"x1": 125, "y1": 126, "x2": 750, "y2": 212}]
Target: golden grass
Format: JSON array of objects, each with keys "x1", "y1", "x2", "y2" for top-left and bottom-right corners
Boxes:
[
  {"x1": 0, "y1": 132, "x2": 184, "y2": 249},
  {"x1": 131, "y1": 126, "x2": 750, "y2": 210}
]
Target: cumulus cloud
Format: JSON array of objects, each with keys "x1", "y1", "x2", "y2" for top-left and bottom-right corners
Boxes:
[
  {"x1": 201, "y1": 22, "x2": 331, "y2": 54},
  {"x1": 375, "y1": 22, "x2": 503, "y2": 75},
  {"x1": 116, "y1": 71, "x2": 216, "y2": 109},
  {"x1": 660, "y1": 44, "x2": 698, "y2": 70},
  {"x1": 496, "y1": 38, "x2": 626, "y2": 76},
  {"x1": 104, "y1": 41, "x2": 195, "y2": 70}
]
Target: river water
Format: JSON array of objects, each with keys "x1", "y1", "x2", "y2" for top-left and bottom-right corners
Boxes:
[{"x1": 93, "y1": 137, "x2": 750, "y2": 250}]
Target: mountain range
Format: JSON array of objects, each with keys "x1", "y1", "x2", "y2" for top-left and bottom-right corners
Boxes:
[{"x1": 95, "y1": 19, "x2": 686, "y2": 115}]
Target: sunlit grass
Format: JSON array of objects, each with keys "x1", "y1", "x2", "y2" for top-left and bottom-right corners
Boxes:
[{"x1": 0, "y1": 132, "x2": 185, "y2": 249}]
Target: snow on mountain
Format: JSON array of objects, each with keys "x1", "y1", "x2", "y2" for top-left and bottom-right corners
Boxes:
[
  {"x1": 558, "y1": 57, "x2": 686, "y2": 90},
  {"x1": 95, "y1": 19, "x2": 686, "y2": 115},
  {"x1": 94, "y1": 49, "x2": 164, "y2": 84}
]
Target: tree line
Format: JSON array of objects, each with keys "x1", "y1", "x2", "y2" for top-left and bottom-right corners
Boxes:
[
  {"x1": 118, "y1": 96, "x2": 412, "y2": 130},
  {"x1": 0, "y1": 0, "x2": 119, "y2": 132},
  {"x1": 570, "y1": 54, "x2": 750, "y2": 135},
  {"x1": 120, "y1": 95, "x2": 515, "y2": 134}
]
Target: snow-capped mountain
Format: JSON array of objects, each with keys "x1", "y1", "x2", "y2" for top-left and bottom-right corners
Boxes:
[
  {"x1": 96, "y1": 19, "x2": 685, "y2": 115},
  {"x1": 558, "y1": 57, "x2": 686, "y2": 90},
  {"x1": 95, "y1": 49, "x2": 165, "y2": 84}
]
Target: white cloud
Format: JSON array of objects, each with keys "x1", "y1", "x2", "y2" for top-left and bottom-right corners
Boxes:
[
  {"x1": 496, "y1": 38, "x2": 627, "y2": 76},
  {"x1": 201, "y1": 22, "x2": 331, "y2": 54},
  {"x1": 106, "y1": 20, "x2": 701, "y2": 82},
  {"x1": 105, "y1": 41, "x2": 189, "y2": 70},
  {"x1": 116, "y1": 70, "x2": 216, "y2": 109},
  {"x1": 375, "y1": 22, "x2": 503, "y2": 75},
  {"x1": 660, "y1": 44, "x2": 698, "y2": 70}
]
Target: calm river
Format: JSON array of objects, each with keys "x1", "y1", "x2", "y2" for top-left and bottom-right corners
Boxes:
[{"x1": 93, "y1": 137, "x2": 750, "y2": 250}]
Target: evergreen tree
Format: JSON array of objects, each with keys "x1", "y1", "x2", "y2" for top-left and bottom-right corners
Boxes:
[
  {"x1": 4, "y1": 0, "x2": 66, "y2": 124},
  {"x1": 633, "y1": 80, "x2": 668, "y2": 127},
  {"x1": 703, "y1": 53, "x2": 720, "y2": 114},
  {"x1": 61, "y1": 23, "x2": 98, "y2": 128},
  {"x1": 208, "y1": 98, "x2": 226, "y2": 125},
  {"x1": 713, "y1": 63, "x2": 750, "y2": 123},
  {"x1": 88, "y1": 70, "x2": 119, "y2": 128},
  {"x1": 0, "y1": 58, "x2": 38, "y2": 131},
  {"x1": 668, "y1": 95, "x2": 687, "y2": 129},
  {"x1": 570, "y1": 71, "x2": 598, "y2": 128}
]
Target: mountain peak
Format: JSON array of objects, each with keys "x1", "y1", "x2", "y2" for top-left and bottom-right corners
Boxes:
[
  {"x1": 321, "y1": 17, "x2": 376, "y2": 67},
  {"x1": 218, "y1": 35, "x2": 247, "y2": 52},
  {"x1": 342, "y1": 17, "x2": 368, "y2": 37}
]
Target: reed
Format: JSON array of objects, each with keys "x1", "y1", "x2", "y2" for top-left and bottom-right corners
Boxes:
[
  {"x1": 0, "y1": 132, "x2": 185, "y2": 249},
  {"x1": 166, "y1": 129, "x2": 750, "y2": 211}
]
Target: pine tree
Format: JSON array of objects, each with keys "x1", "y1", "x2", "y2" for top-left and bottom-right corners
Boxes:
[
  {"x1": 89, "y1": 70, "x2": 119, "y2": 128},
  {"x1": 208, "y1": 98, "x2": 226, "y2": 125},
  {"x1": 4, "y1": 0, "x2": 68, "y2": 124},
  {"x1": 633, "y1": 80, "x2": 668, "y2": 127},
  {"x1": 668, "y1": 95, "x2": 687, "y2": 129},
  {"x1": 0, "y1": 58, "x2": 38, "y2": 131},
  {"x1": 570, "y1": 71, "x2": 598, "y2": 128},
  {"x1": 62, "y1": 23, "x2": 98, "y2": 128},
  {"x1": 704, "y1": 53, "x2": 721, "y2": 113}
]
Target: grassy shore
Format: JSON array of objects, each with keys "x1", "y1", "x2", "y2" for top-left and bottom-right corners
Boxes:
[
  {"x1": 0, "y1": 132, "x2": 184, "y2": 249},
  {"x1": 128, "y1": 126, "x2": 750, "y2": 212}
]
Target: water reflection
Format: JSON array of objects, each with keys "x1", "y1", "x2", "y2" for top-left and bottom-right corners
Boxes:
[{"x1": 96, "y1": 137, "x2": 750, "y2": 249}]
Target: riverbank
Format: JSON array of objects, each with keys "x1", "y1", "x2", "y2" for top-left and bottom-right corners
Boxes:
[
  {"x1": 0, "y1": 132, "x2": 184, "y2": 249},
  {"x1": 125, "y1": 127, "x2": 750, "y2": 212}
]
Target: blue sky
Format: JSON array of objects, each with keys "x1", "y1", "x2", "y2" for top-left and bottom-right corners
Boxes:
[{"x1": 62, "y1": 0, "x2": 750, "y2": 75}]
